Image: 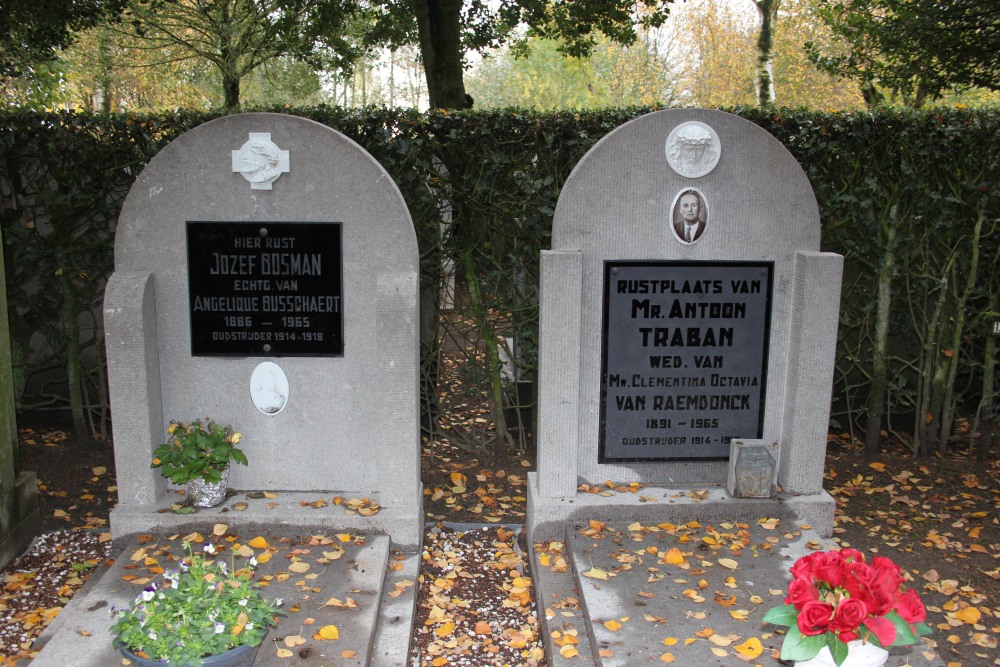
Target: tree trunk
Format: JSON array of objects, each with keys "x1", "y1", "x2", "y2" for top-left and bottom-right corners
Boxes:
[
  {"x1": 60, "y1": 273, "x2": 88, "y2": 439},
  {"x1": 223, "y1": 74, "x2": 241, "y2": 110},
  {"x1": 414, "y1": 0, "x2": 471, "y2": 109},
  {"x1": 864, "y1": 215, "x2": 895, "y2": 457},
  {"x1": 463, "y1": 252, "x2": 513, "y2": 451},
  {"x1": 754, "y1": 0, "x2": 780, "y2": 107},
  {"x1": 937, "y1": 210, "x2": 985, "y2": 448},
  {"x1": 860, "y1": 81, "x2": 884, "y2": 107}
]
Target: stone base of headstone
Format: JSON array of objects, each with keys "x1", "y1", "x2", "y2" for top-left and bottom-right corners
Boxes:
[
  {"x1": 110, "y1": 488, "x2": 423, "y2": 552},
  {"x1": 526, "y1": 473, "x2": 835, "y2": 545},
  {"x1": 0, "y1": 470, "x2": 40, "y2": 570}
]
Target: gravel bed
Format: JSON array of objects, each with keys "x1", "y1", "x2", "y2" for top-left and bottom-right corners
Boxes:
[
  {"x1": 409, "y1": 524, "x2": 543, "y2": 667},
  {"x1": 0, "y1": 530, "x2": 112, "y2": 664}
]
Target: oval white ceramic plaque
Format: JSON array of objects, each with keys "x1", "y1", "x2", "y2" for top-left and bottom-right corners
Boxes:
[{"x1": 250, "y1": 361, "x2": 289, "y2": 415}]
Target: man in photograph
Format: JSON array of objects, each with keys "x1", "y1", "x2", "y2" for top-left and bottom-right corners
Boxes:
[{"x1": 672, "y1": 189, "x2": 707, "y2": 244}]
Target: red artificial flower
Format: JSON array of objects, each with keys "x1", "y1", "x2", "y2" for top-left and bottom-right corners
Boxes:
[
  {"x1": 863, "y1": 614, "x2": 897, "y2": 647},
  {"x1": 871, "y1": 556, "x2": 904, "y2": 589},
  {"x1": 812, "y1": 551, "x2": 847, "y2": 588},
  {"x1": 786, "y1": 577, "x2": 819, "y2": 610},
  {"x1": 840, "y1": 560, "x2": 875, "y2": 600},
  {"x1": 831, "y1": 597, "x2": 869, "y2": 634},
  {"x1": 789, "y1": 552, "x2": 817, "y2": 581},
  {"x1": 862, "y1": 581, "x2": 897, "y2": 617},
  {"x1": 895, "y1": 588, "x2": 927, "y2": 624},
  {"x1": 797, "y1": 601, "x2": 835, "y2": 636},
  {"x1": 838, "y1": 548, "x2": 866, "y2": 565}
]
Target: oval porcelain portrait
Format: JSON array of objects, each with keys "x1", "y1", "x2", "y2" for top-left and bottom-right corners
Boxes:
[
  {"x1": 670, "y1": 188, "x2": 709, "y2": 245},
  {"x1": 249, "y1": 361, "x2": 289, "y2": 415}
]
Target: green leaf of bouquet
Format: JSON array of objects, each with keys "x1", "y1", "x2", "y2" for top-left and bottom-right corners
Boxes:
[
  {"x1": 173, "y1": 506, "x2": 197, "y2": 514},
  {"x1": 886, "y1": 611, "x2": 919, "y2": 646},
  {"x1": 915, "y1": 622, "x2": 932, "y2": 637},
  {"x1": 762, "y1": 604, "x2": 797, "y2": 626},
  {"x1": 827, "y1": 634, "x2": 849, "y2": 666},
  {"x1": 780, "y1": 626, "x2": 827, "y2": 661}
]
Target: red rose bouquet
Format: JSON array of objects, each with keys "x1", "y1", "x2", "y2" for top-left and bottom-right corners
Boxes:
[{"x1": 763, "y1": 549, "x2": 931, "y2": 665}]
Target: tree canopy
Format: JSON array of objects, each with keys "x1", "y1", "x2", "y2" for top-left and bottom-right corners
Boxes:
[
  {"x1": 119, "y1": 0, "x2": 365, "y2": 109},
  {"x1": 809, "y1": 0, "x2": 1000, "y2": 107},
  {"x1": 368, "y1": 0, "x2": 678, "y2": 109},
  {"x1": 0, "y1": 0, "x2": 127, "y2": 77}
]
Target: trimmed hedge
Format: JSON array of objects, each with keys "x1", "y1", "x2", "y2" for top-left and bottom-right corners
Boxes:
[{"x1": 1, "y1": 106, "x2": 997, "y2": 453}]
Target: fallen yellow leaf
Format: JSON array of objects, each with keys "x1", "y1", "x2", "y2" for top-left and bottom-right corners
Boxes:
[
  {"x1": 248, "y1": 536, "x2": 269, "y2": 549},
  {"x1": 317, "y1": 625, "x2": 339, "y2": 640},
  {"x1": 717, "y1": 558, "x2": 739, "y2": 570},
  {"x1": 954, "y1": 607, "x2": 982, "y2": 624},
  {"x1": 582, "y1": 566, "x2": 609, "y2": 580},
  {"x1": 734, "y1": 637, "x2": 764, "y2": 659}
]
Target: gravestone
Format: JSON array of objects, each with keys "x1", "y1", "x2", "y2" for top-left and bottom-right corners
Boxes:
[
  {"x1": 104, "y1": 113, "x2": 422, "y2": 548},
  {"x1": 527, "y1": 109, "x2": 843, "y2": 542}
]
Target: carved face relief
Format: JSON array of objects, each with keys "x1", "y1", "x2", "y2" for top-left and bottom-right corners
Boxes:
[
  {"x1": 231, "y1": 132, "x2": 290, "y2": 190},
  {"x1": 666, "y1": 121, "x2": 721, "y2": 178}
]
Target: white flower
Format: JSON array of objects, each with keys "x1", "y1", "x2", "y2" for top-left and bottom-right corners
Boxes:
[
  {"x1": 238, "y1": 598, "x2": 248, "y2": 607},
  {"x1": 214, "y1": 622, "x2": 225, "y2": 634},
  {"x1": 203, "y1": 542, "x2": 217, "y2": 555},
  {"x1": 148, "y1": 632, "x2": 157, "y2": 641},
  {"x1": 249, "y1": 556, "x2": 258, "y2": 568},
  {"x1": 245, "y1": 623, "x2": 254, "y2": 631}
]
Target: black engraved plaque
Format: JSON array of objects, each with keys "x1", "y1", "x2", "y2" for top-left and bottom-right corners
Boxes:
[
  {"x1": 187, "y1": 221, "x2": 343, "y2": 356},
  {"x1": 599, "y1": 261, "x2": 773, "y2": 461}
]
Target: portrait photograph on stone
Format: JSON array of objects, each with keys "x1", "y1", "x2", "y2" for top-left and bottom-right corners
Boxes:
[{"x1": 671, "y1": 187, "x2": 709, "y2": 244}]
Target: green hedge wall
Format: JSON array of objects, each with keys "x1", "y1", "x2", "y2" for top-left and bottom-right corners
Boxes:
[{"x1": 1, "y1": 106, "x2": 997, "y2": 454}]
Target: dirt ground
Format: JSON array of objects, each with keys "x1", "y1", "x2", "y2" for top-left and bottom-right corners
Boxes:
[{"x1": 5, "y1": 410, "x2": 1000, "y2": 666}]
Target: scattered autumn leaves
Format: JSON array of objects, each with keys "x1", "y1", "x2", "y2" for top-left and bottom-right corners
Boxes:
[
  {"x1": 539, "y1": 517, "x2": 801, "y2": 663},
  {"x1": 422, "y1": 441, "x2": 531, "y2": 524},
  {"x1": 121, "y1": 526, "x2": 376, "y2": 662},
  {"x1": 826, "y1": 434, "x2": 1000, "y2": 667},
  {"x1": 411, "y1": 525, "x2": 543, "y2": 667}
]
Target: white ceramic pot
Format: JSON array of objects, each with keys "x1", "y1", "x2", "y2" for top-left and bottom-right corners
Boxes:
[{"x1": 795, "y1": 640, "x2": 889, "y2": 667}]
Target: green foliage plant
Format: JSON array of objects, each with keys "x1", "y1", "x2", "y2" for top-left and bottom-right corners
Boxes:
[
  {"x1": 151, "y1": 419, "x2": 248, "y2": 485},
  {"x1": 110, "y1": 541, "x2": 283, "y2": 666}
]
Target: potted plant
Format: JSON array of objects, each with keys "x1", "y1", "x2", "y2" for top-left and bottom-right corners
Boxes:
[
  {"x1": 763, "y1": 548, "x2": 931, "y2": 666},
  {"x1": 111, "y1": 542, "x2": 284, "y2": 666},
  {"x1": 151, "y1": 419, "x2": 248, "y2": 508}
]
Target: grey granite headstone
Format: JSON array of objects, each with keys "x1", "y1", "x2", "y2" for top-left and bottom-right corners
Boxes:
[
  {"x1": 527, "y1": 109, "x2": 842, "y2": 542},
  {"x1": 105, "y1": 113, "x2": 422, "y2": 548}
]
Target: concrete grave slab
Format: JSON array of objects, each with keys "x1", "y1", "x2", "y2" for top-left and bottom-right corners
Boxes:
[
  {"x1": 29, "y1": 527, "x2": 416, "y2": 667},
  {"x1": 533, "y1": 520, "x2": 945, "y2": 667}
]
